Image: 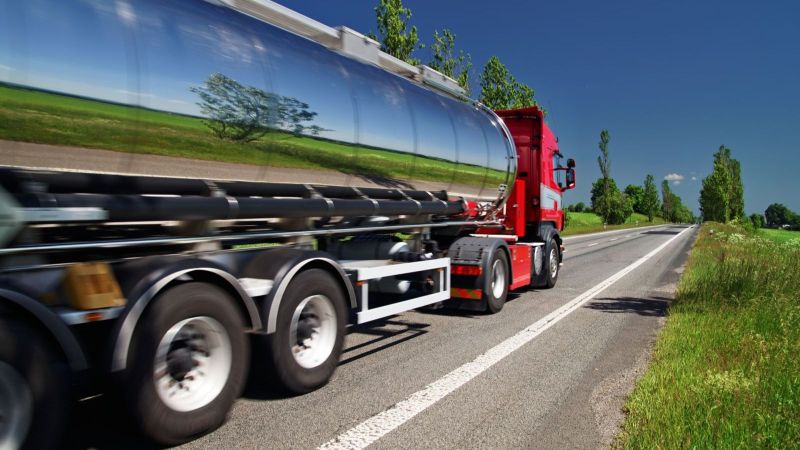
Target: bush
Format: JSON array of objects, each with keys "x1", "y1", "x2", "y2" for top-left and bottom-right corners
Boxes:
[{"x1": 749, "y1": 213, "x2": 765, "y2": 229}]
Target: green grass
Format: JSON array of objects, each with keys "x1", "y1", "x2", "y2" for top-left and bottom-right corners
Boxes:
[
  {"x1": 562, "y1": 211, "x2": 666, "y2": 236},
  {"x1": 0, "y1": 83, "x2": 502, "y2": 187},
  {"x1": 617, "y1": 222, "x2": 800, "y2": 449},
  {"x1": 759, "y1": 228, "x2": 800, "y2": 244}
]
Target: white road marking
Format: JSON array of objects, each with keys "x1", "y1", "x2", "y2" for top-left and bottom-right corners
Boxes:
[
  {"x1": 562, "y1": 224, "x2": 664, "y2": 241},
  {"x1": 318, "y1": 226, "x2": 693, "y2": 450},
  {"x1": 587, "y1": 242, "x2": 599, "y2": 247},
  {"x1": 609, "y1": 238, "x2": 618, "y2": 241}
]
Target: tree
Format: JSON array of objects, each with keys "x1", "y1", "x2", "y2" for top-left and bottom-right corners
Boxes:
[
  {"x1": 574, "y1": 202, "x2": 586, "y2": 213},
  {"x1": 661, "y1": 180, "x2": 674, "y2": 221},
  {"x1": 191, "y1": 73, "x2": 319, "y2": 142},
  {"x1": 749, "y1": 213, "x2": 765, "y2": 229},
  {"x1": 640, "y1": 174, "x2": 661, "y2": 222},
  {"x1": 509, "y1": 77, "x2": 534, "y2": 109},
  {"x1": 624, "y1": 184, "x2": 644, "y2": 213},
  {"x1": 699, "y1": 145, "x2": 744, "y2": 222},
  {"x1": 373, "y1": 0, "x2": 422, "y2": 64},
  {"x1": 428, "y1": 29, "x2": 472, "y2": 93},
  {"x1": 593, "y1": 130, "x2": 613, "y2": 222},
  {"x1": 478, "y1": 56, "x2": 536, "y2": 110},
  {"x1": 764, "y1": 203, "x2": 792, "y2": 227},
  {"x1": 607, "y1": 190, "x2": 634, "y2": 224},
  {"x1": 590, "y1": 177, "x2": 631, "y2": 224},
  {"x1": 591, "y1": 177, "x2": 618, "y2": 213}
]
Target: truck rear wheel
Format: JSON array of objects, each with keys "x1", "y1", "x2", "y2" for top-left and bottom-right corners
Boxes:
[
  {"x1": 267, "y1": 269, "x2": 347, "y2": 394},
  {"x1": 484, "y1": 249, "x2": 510, "y2": 314},
  {"x1": 122, "y1": 282, "x2": 248, "y2": 446},
  {"x1": 0, "y1": 314, "x2": 69, "y2": 450}
]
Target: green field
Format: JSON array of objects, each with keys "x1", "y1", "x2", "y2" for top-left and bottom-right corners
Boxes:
[
  {"x1": 617, "y1": 222, "x2": 800, "y2": 448},
  {"x1": 562, "y1": 211, "x2": 666, "y2": 236},
  {"x1": 759, "y1": 227, "x2": 800, "y2": 244},
  {"x1": 0, "y1": 83, "x2": 503, "y2": 188}
]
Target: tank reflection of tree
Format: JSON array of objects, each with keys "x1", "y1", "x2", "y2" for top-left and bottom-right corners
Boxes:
[{"x1": 191, "y1": 73, "x2": 324, "y2": 142}]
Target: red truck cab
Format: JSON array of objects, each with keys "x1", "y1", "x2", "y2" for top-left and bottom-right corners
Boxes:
[{"x1": 495, "y1": 106, "x2": 576, "y2": 237}]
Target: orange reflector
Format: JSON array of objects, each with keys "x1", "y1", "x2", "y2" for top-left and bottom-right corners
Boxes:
[
  {"x1": 452, "y1": 264, "x2": 482, "y2": 276},
  {"x1": 83, "y1": 312, "x2": 106, "y2": 322},
  {"x1": 356, "y1": 281, "x2": 366, "y2": 287}
]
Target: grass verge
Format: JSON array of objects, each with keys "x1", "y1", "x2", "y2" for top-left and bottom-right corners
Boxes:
[
  {"x1": 759, "y1": 227, "x2": 800, "y2": 244},
  {"x1": 562, "y1": 212, "x2": 666, "y2": 236},
  {"x1": 616, "y1": 222, "x2": 800, "y2": 449}
]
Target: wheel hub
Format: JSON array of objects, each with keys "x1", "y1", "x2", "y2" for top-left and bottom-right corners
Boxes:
[
  {"x1": 290, "y1": 295, "x2": 337, "y2": 369},
  {"x1": 491, "y1": 259, "x2": 506, "y2": 299},
  {"x1": 154, "y1": 316, "x2": 232, "y2": 412},
  {"x1": 166, "y1": 340, "x2": 195, "y2": 382}
]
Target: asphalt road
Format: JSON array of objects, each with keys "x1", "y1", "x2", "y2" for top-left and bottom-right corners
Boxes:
[{"x1": 66, "y1": 224, "x2": 697, "y2": 450}]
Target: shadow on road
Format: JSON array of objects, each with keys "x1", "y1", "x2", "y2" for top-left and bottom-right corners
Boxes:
[
  {"x1": 64, "y1": 396, "x2": 159, "y2": 450},
  {"x1": 642, "y1": 230, "x2": 682, "y2": 235},
  {"x1": 585, "y1": 295, "x2": 671, "y2": 317},
  {"x1": 339, "y1": 319, "x2": 430, "y2": 366}
]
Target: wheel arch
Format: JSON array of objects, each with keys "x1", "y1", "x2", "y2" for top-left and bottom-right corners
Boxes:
[
  {"x1": 244, "y1": 247, "x2": 357, "y2": 334},
  {"x1": 448, "y1": 236, "x2": 512, "y2": 290},
  {"x1": 0, "y1": 288, "x2": 88, "y2": 372},
  {"x1": 260, "y1": 251, "x2": 355, "y2": 335},
  {"x1": 110, "y1": 259, "x2": 261, "y2": 373}
]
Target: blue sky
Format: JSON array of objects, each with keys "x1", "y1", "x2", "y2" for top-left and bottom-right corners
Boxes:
[{"x1": 276, "y1": 0, "x2": 800, "y2": 215}]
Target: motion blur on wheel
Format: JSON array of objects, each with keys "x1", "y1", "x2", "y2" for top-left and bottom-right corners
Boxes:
[{"x1": 0, "y1": 0, "x2": 574, "y2": 445}]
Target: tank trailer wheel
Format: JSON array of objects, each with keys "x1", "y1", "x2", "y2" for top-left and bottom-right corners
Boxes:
[
  {"x1": 122, "y1": 282, "x2": 248, "y2": 446},
  {"x1": 0, "y1": 314, "x2": 70, "y2": 450},
  {"x1": 267, "y1": 269, "x2": 347, "y2": 394}
]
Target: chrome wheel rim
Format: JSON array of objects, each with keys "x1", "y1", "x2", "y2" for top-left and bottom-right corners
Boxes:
[
  {"x1": 491, "y1": 259, "x2": 506, "y2": 299},
  {"x1": 290, "y1": 295, "x2": 337, "y2": 369},
  {"x1": 0, "y1": 361, "x2": 33, "y2": 450},
  {"x1": 549, "y1": 248, "x2": 558, "y2": 278},
  {"x1": 154, "y1": 316, "x2": 232, "y2": 412}
]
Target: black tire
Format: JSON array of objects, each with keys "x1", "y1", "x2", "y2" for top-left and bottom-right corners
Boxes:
[
  {"x1": 267, "y1": 269, "x2": 347, "y2": 394},
  {"x1": 122, "y1": 282, "x2": 248, "y2": 446},
  {"x1": 483, "y1": 249, "x2": 510, "y2": 314},
  {"x1": 540, "y1": 238, "x2": 560, "y2": 288},
  {"x1": 0, "y1": 313, "x2": 70, "y2": 450}
]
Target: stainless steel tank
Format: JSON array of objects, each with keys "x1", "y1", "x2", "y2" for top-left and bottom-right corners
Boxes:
[{"x1": 0, "y1": 0, "x2": 516, "y2": 208}]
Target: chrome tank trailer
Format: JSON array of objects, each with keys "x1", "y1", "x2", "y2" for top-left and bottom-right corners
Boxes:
[{"x1": 0, "y1": 0, "x2": 517, "y2": 209}]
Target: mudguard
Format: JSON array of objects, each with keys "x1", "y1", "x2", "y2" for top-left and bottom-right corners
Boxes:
[
  {"x1": 0, "y1": 287, "x2": 88, "y2": 372},
  {"x1": 448, "y1": 236, "x2": 511, "y2": 304},
  {"x1": 109, "y1": 256, "x2": 261, "y2": 372},
  {"x1": 242, "y1": 248, "x2": 356, "y2": 334}
]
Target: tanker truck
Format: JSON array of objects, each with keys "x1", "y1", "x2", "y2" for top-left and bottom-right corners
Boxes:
[{"x1": 0, "y1": 0, "x2": 576, "y2": 446}]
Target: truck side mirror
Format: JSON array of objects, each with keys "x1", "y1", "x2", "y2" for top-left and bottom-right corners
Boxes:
[
  {"x1": 567, "y1": 158, "x2": 576, "y2": 168},
  {"x1": 565, "y1": 168, "x2": 576, "y2": 190}
]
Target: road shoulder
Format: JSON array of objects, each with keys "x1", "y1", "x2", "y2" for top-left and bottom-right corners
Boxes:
[{"x1": 530, "y1": 227, "x2": 696, "y2": 449}]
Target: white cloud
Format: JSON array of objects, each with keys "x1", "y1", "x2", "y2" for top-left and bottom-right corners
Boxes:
[
  {"x1": 115, "y1": 0, "x2": 137, "y2": 27},
  {"x1": 664, "y1": 173, "x2": 684, "y2": 185},
  {"x1": 691, "y1": 176, "x2": 698, "y2": 181}
]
